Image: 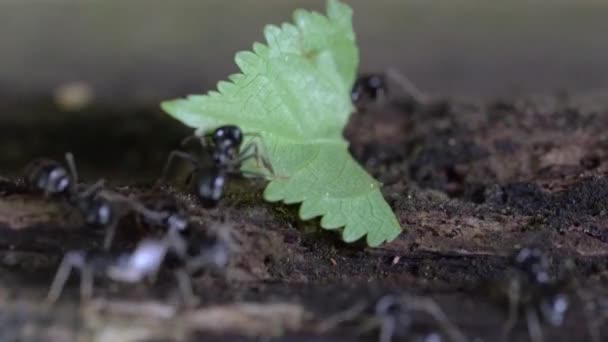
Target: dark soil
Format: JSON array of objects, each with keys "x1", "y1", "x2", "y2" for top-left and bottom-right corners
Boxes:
[{"x1": 1, "y1": 91, "x2": 608, "y2": 341}]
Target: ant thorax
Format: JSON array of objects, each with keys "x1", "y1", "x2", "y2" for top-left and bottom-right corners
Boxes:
[
  {"x1": 75, "y1": 193, "x2": 114, "y2": 227},
  {"x1": 107, "y1": 239, "x2": 169, "y2": 283}
]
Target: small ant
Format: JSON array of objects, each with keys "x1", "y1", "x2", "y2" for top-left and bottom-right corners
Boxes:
[
  {"x1": 25, "y1": 153, "x2": 167, "y2": 249},
  {"x1": 368, "y1": 295, "x2": 468, "y2": 342},
  {"x1": 319, "y1": 294, "x2": 468, "y2": 342},
  {"x1": 46, "y1": 224, "x2": 239, "y2": 306},
  {"x1": 501, "y1": 247, "x2": 570, "y2": 342},
  {"x1": 24, "y1": 157, "x2": 75, "y2": 196},
  {"x1": 46, "y1": 236, "x2": 197, "y2": 305},
  {"x1": 351, "y1": 68, "x2": 429, "y2": 107},
  {"x1": 161, "y1": 125, "x2": 274, "y2": 208}
]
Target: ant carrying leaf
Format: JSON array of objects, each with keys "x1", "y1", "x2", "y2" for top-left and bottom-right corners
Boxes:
[{"x1": 161, "y1": 0, "x2": 402, "y2": 246}]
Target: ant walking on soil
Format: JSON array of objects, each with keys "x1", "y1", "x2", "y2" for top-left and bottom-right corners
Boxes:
[
  {"x1": 499, "y1": 247, "x2": 570, "y2": 342},
  {"x1": 46, "y1": 223, "x2": 240, "y2": 306},
  {"x1": 46, "y1": 236, "x2": 197, "y2": 305},
  {"x1": 160, "y1": 125, "x2": 274, "y2": 207},
  {"x1": 319, "y1": 294, "x2": 468, "y2": 342}
]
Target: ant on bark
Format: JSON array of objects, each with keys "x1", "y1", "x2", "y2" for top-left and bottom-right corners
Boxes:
[{"x1": 25, "y1": 153, "x2": 167, "y2": 249}]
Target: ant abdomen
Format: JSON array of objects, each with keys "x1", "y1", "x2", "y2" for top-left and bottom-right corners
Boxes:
[
  {"x1": 194, "y1": 167, "x2": 226, "y2": 208},
  {"x1": 24, "y1": 159, "x2": 72, "y2": 195}
]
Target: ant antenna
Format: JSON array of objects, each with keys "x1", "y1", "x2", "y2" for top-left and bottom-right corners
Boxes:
[
  {"x1": 180, "y1": 134, "x2": 207, "y2": 149},
  {"x1": 386, "y1": 67, "x2": 429, "y2": 105},
  {"x1": 406, "y1": 296, "x2": 469, "y2": 342},
  {"x1": 159, "y1": 150, "x2": 201, "y2": 185},
  {"x1": 65, "y1": 152, "x2": 79, "y2": 192}
]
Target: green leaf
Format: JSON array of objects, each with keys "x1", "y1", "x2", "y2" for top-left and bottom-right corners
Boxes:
[{"x1": 161, "y1": 0, "x2": 401, "y2": 246}]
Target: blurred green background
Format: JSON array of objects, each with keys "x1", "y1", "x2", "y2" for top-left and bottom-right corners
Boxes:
[{"x1": 1, "y1": 0, "x2": 607, "y2": 104}]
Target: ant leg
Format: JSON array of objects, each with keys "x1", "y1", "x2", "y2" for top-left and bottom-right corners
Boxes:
[
  {"x1": 408, "y1": 296, "x2": 469, "y2": 342},
  {"x1": 103, "y1": 221, "x2": 118, "y2": 250},
  {"x1": 165, "y1": 228, "x2": 188, "y2": 259},
  {"x1": 65, "y1": 152, "x2": 78, "y2": 195},
  {"x1": 239, "y1": 134, "x2": 275, "y2": 175},
  {"x1": 80, "y1": 265, "x2": 94, "y2": 301},
  {"x1": 78, "y1": 179, "x2": 106, "y2": 198},
  {"x1": 526, "y1": 308, "x2": 543, "y2": 342},
  {"x1": 577, "y1": 289, "x2": 600, "y2": 342},
  {"x1": 502, "y1": 278, "x2": 520, "y2": 339},
  {"x1": 374, "y1": 295, "x2": 399, "y2": 342},
  {"x1": 46, "y1": 251, "x2": 85, "y2": 303},
  {"x1": 174, "y1": 268, "x2": 198, "y2": 307},
  {"x1": 101, "y1": 190, "x2": 168, "y2": 225},
  {"x1": 65, "y1": 152, "x2": 79, "y2": 193},
  {"x1": 159, "y1": 150, "x2": 201, "y2": 184},
  {"x1": 385, "y1": 67, "x2": 429, "y2": 105},
  {"x1": 315, "y1": 301, "x2": 368, "y2": 334},
  {"x1": 181, "y1": 134, "x2": 208, "y2": 150},
  {"x1": 231, "y1": 151, "x2": 274, "y2": 180}
]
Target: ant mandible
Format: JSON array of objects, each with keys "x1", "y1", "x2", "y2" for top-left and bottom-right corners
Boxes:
[{"x1": 160, "y1": 125, "x2": 274, "y2": 208}]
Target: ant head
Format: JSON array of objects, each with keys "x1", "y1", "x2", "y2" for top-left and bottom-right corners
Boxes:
[
  {"x1": 539, "y1": 292, "x2": 569, "y2": 327},
  {"x1": 513, "y1": 247, "x2": 551, "y2": 284},
  {"x1": 25, "y1": 159, "x2": 72, "y2": 195},
  {"x1": 366, "y1": 74, "x2": 386, "y2": 91},
  {"x1": 195, "y1": 167, "x2": 226, "y2": 208},
  {"x1": 351, "y1": 73, "x2": 387, "y2": 102},
  {"x1": 212, "y1": 125, "x2": 243, "y2": 149}
]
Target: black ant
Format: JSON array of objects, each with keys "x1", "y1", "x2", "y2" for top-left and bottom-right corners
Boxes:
[
  {"x1": 351, "y1": 74, "x2": 388, "y2": 103},
  {"x1": 161, "y1": 125, "x2": 274, "y2": 208},
  {"x1": 318, "y1": 294, "x2": 468, "y2": 342},
  {"x1": 25, "y1": 153, "x2": 167, "y2": 249},
  {"x1": 46, "y1": 235, "x2": 197, "y2": 305},
  {"x1": 500, "y1": 247, "x2": 570, "y2": 342},
  {"x1": 367, "y1": 295, "x2": 468, "y2": 342},
  {"x1": 351, "y1": 69, "x2": 429, "y2": 107},
  {"x1": 46, "y1": 224, "x2": 239, "y2": 306},
  {"x1": 24, "y1": 157, "x2": 75, "y2": 196}
]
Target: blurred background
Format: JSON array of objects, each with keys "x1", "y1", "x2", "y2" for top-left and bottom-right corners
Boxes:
[{"x1": 0, "y1": 0, "x2": 607, "y2": 177}]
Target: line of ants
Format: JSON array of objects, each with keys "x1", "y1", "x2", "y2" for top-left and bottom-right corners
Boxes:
[
  {"x1": 25, "y1": 125, "x2": 271, "y2": 306},
  {"x1": 16, "y1": 75, "x2": 606, "y2": 341}
]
